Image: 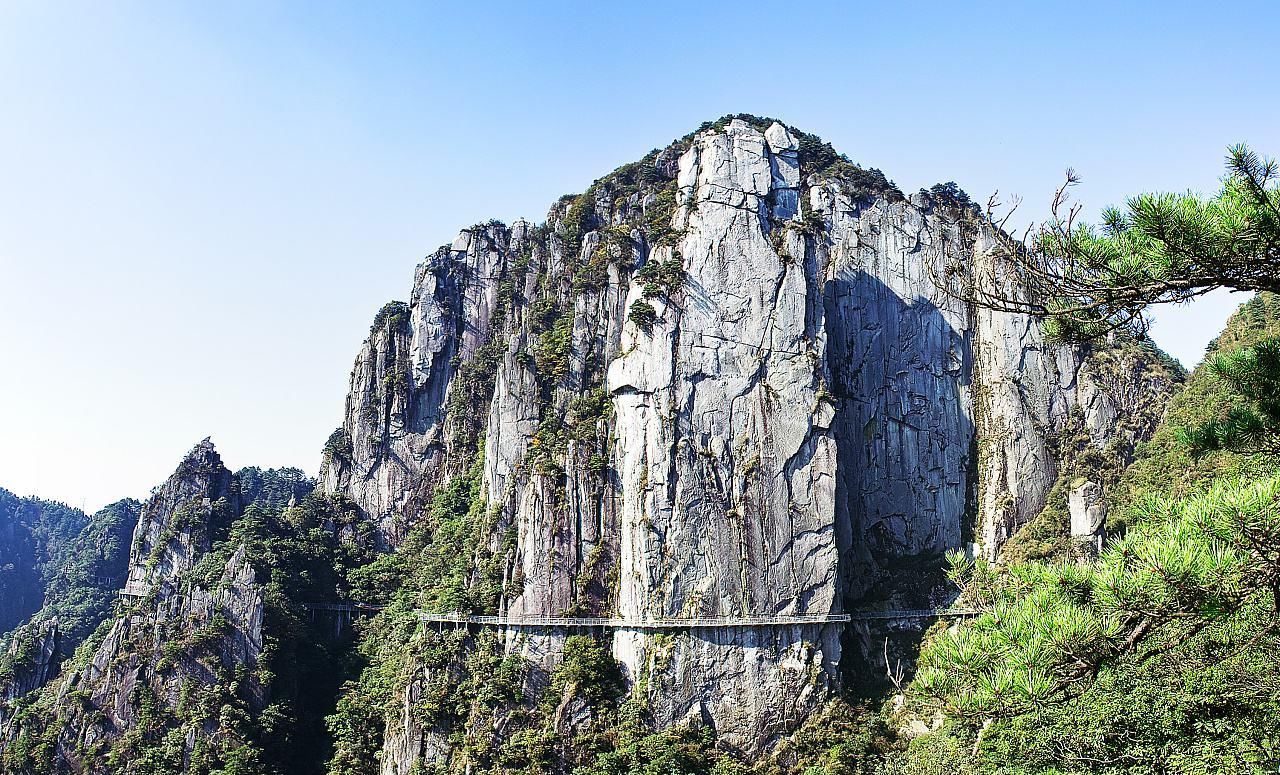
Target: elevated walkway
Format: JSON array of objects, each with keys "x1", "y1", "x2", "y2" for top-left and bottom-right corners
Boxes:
[
  {"x1": 119, "y1": 581, "x2": 150, "y2": 597},
  {"x1": 126, "y1": 594, "x2": 979, "y2": 628},
  {"x1": 416, "y1": 609, "x2": 978, "y2": 628}
]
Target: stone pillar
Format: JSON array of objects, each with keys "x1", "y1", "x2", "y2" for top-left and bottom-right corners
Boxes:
[{"x1": 1069, "y1": 480, "x2": 1107, "y2": 557}]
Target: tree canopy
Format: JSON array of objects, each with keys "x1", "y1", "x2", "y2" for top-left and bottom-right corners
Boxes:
[{"x1": 1179, "y1": 338, "x2": 1280, "y2": 456}]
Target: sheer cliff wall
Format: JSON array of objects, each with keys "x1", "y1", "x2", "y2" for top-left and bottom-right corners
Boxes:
[{"x1": 319, "y1": 119, "x2": 1177, "y2": 765}]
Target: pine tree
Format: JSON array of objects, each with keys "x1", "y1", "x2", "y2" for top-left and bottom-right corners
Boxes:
[
  {"x1": 913, "y1": 477, "x2": 1280, "y2": 720},
  {"x1": 1179, "y1": 338, "x2": 1280, "y2": 456},
  {"x1": 963, "y1": 145, "x2": 1280, "y2": 341}
]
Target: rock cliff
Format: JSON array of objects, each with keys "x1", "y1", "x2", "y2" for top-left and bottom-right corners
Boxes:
[
  {"x1": 321, "y1": 117, "x2": 1180, "y2": 770},
  {"x1": 0, "y1": 116, "x2": 1184, "y2": 775}
]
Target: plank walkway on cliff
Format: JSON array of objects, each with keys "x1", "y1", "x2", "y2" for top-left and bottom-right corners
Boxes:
[
  {"x1": 414, "y1": 609, "x2": 981, "y2": 627},
  {"x1": 120, "y1": 587, "x2": 978, "y2": 625}
]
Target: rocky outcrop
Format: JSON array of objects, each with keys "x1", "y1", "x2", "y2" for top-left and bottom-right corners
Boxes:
[
  {"x1": 0, "y1": 441, "x2": 270, "y2": 773},
  {"x1": 974, "y1": 309, "x2": 1182, "y2": 559},
  {"x1": 0, "y1": 621, "x2": 60, "y2": 711},
  {"x1": 122, "y1": 438, "x2": 239, "y2": 594},
  {"x1": 605, "y1": 124, "x2": 840, "y2": 751},
  {"x1": 321, "y1": 224, "x2": 526, "y2": 549},
  {"x1": 1069, "y1": 480, "x2": 1107, "y2": 555},
  {"x1": 323, "y1": 117, "x2": 1178, "y2": 769}
]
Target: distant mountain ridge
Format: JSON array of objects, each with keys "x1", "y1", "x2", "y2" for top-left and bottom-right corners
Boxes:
[{"x1": 0, "y1": 489, "x2": 88, "y2": 636}]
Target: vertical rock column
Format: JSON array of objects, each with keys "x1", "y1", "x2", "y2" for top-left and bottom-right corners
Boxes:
[{"x1": 607, "y1": 120, "x2": 840, "y2": 753}]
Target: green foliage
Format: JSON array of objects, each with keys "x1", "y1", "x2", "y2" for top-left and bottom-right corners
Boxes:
[
  {"x1": 1110, "y1": 294, "x2": 1280, "y2": 524},
  {"x1": 547, "y1": 636, "x2": 625, "y2": 707},
  {"x1": 237, "y1": 467, "x2": 314, "y2": 513},
  {"x1": 996, "y1": 144, "x2": 1280, "y2": 339},
  {"x1": 0, "y1": 489, "x2": 89, "y2": 636},
  {"x1": 532, "y1": 302, "x2": 576, "y2": 390},
  {"x1": 326, "y1": 445, "x2": 511, "y2": 773},
  {"x1": 0, "y1": 497, "x2": 139, "y2": 692},
  {"x1": 444, "y1": 277, "x2": 515, "y2": 446},
  {"x1": 909, "y1": 293, "x2": 1280, "y2": 772},
  {"x1": 1041, "y1": 312, "x2": 1109, "y2": 344},
  {"x1": 909, "y1": 601, "x2": 1280, "y2": 775},
  {"x1": 322, "y1": 427, "x2": 353, "y2": 464},
  {"x1": 572, "y1": 228, "x2": 634, "y2": 294},
  {"x1": 572, "y1": 726, "x2": 723, "y2": 775},
  {"x1": 915, "y1": 476, "x2": 1280, "y2": 719},
  {"x1": 370, "y1": 301, "x2": 410, "y2": 336},
  {"x1": 1000, "y1": 339, "x2": 1184, "y2": 561},
  {"x1": 396, "y1": 449, "x2": 498, "y2": 614},
  {"x1": 634, "y1": 255, "x2": 685, "y2": 299},
  {"x1": 796, "y1": 133, "x2": 841, "y2": 175},
  {"x1": 1178, "y1": 337, "x2": 1280, "y2": 456},
  {"x1": 2, "y1": 463, "x2": 375, "y2": 775},
  {"x1": 621, "y1": 254, "x2": 684, "y2": 335},
  {"x1": 927, "y1": 182, "x2": 975, "y2": 212},
  {"x1": 884, "y1": 729, "x2": 978, "y2": 775},
  {"x1": 756, "y1": 699, "x2": 895, "y2": 775},
  {"x1": 628, "y1": 300, "x2": 658, "y2": 332},
  {"x1": 818, "y1": 161, "x2": 904, "y2": 205},
  {"x1": 565, "y1": 389, "x2": 613, "y2": 439},
  {"x1": 563, "y1": 186, "x2": 600, "y2": 257}
]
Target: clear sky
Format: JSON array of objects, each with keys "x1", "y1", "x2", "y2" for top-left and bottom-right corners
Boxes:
[{"x1": 2, "y1": 1, "x2": 1276, "y2": 511}]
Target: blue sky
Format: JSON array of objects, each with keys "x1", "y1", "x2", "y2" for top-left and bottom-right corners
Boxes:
[{"x1": 2, "y1": 1, "x2": 1276, "y2": 510}]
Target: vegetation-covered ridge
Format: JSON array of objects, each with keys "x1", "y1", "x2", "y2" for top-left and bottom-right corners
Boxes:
[
  {"x1": 424, "y1": 113, "x2": 975, "y2": 264},
  {"x1": 0, "y1": 490, "x2": 95, "y2": 638},
  {"x1": 0, "y1": 497, "x2": 138, "y2": 692},
  {"x1": 0, "y1": 449, "x2": 380, "y2": 775},
  {"x1": 1109, "y1": 291, "x2": 1280, "y2": 521}
]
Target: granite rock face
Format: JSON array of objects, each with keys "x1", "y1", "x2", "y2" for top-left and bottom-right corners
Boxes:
[
  {"x1": 123, "y1": 439, "x2": 239, "y2": 593},
  {"x1": 0, "y1": 620, "x2": 60, "y2": 715},
  {"x1": 321, "y1": 118, "x2": 1177, "y2": 767},
  {"x1": 973, "y1": 300, "x2": 1180, "y2": 558},
  {"x1": 607, "y1": 123, "x2": 840, "y2": 751},
  {"x1": 1069, "y1": 480, "x2": 1108, "y2": 556},
  {"x1": 321, "y1": 225, "x2": 527, "y2": 550}
]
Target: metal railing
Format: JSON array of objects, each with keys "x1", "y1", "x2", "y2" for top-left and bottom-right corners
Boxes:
[
  {"x1": 415, "y1": 608, "x2": 979, "y2": 628},
  {"x1": 135, "y1": 596, "x2": 981, "y2": 627},
  {"x1": 119, "y1": 581, "x2": 151, "y2": 598},
  {"x1": 307, "y1": 602, "x2": 385, "y2": 612}
]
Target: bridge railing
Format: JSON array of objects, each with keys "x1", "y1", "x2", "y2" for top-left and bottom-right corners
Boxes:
[
  {"x1": 415, "y1": 609, "x2": 980, "y2": 629},
  {"x1": 294, "y1": 604, "x2": 981, "y2": 627},
  {"x1": 119, "y1": 581, "x2": 150, "y2": 598}
]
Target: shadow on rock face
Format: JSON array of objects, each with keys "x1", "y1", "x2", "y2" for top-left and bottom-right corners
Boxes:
[{"x1": 825, "y1": 268, "x2": 974, "y2": 608}]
